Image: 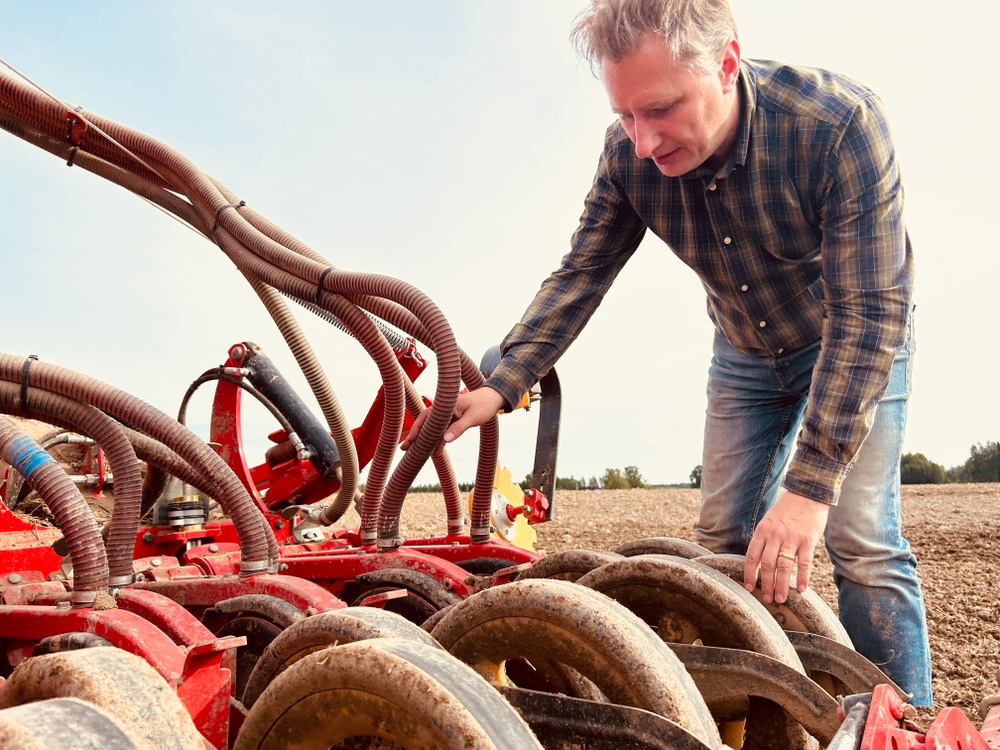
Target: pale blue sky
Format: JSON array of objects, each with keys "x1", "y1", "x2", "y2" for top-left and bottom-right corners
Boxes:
[{"x1": 1, "y1": 2, "x2": 996, "y2": 487}]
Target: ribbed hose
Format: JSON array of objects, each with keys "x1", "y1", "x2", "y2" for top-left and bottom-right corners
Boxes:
[
  {"x1": 214, "y1": 238, "x2": 406, "y2": 540},
  {"x1": 118, "y1": 426, "x2": 227, "y2": 517},
  {"x1": 0, "y1": 417, "x2": 108, "y2": 605},
  {"x1": 348, "y1": 295, "x2": 499, "y2": 541},
  {"x1": 238, "y1": 269, "x2": 360, "y2": 521},
  {"x1": 1, "y1": 70, "x2": 473, "y2": 547},
  {"x1": 0, "y1": 353, "x2": 276, "y2": 574},
  {"x1": 0, "y1": 383, "x2": 143, "y2": 586}
]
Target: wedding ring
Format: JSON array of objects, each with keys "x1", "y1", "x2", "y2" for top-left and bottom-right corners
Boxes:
[{"x1": 777, "y1": 551, "x2": 797, "y2": 562}]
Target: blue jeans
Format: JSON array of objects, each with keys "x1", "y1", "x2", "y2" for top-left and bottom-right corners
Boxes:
[{"x1": 694, "y1": 313, "x2": 932, "y2": 706}]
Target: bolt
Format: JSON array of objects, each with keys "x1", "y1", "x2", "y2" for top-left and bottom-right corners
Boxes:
[
  {"x1": 56, "y1": 601, "x2": 71, "y2": 610},
  {"x1": 442, "y1": 579, "x2": 453, "y2": 590},
  {"x1": 274, "y1": 520, "x2": 285, "y2": 530},
  {"x1": 229, "y1": 344, "x2": 245, "y2": 362},
  {"x1": 7, "y1": 573, "x2": 21, "y2": 584},
  {"x1": 150, "y1": 558, "x2": 162, "y2": 567},
  {"x1": 142, "y1": 532, "x2": 154, "y2": 544},
  {"x1": 208, "y1": 544, "x2": 219, "y2": 553}
]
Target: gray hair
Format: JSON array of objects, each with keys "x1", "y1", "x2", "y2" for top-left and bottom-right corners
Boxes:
[{"x1": 570, "y1": 0, "x2": 738, "y2": 73}]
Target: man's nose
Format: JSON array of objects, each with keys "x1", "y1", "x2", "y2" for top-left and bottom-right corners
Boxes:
[{"x1": 632, "y1": 117, "x2": 659, "y2": 159}]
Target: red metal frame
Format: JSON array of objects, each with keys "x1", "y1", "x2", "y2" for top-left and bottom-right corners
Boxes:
[
  {"x1": 0, "y1": 594, "x2": 240, "y2": 749},
  {"x1": 860, "y1": 684, "x2": 992, "y2": 750}
]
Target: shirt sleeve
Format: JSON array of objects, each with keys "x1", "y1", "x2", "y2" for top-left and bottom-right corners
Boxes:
[
  {"x1": 485, "y1": 127, "x2": 648, "y2": 409},
  {"x1": 783, "y1": 93, "x2": 914, "y2": 504}
]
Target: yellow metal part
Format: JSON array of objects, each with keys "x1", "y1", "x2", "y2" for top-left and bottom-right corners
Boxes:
[{"x1": 467, "y1": 463, "x2": 536, "y2": 552}]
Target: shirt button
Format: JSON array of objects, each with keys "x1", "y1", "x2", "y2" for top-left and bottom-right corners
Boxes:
[
  {"x1": 759, "y1": 321, "x2": 767, "y2": 328},
  {"x1": 709, "y1": 183, "x2": 717, "y2": 191},
  {"x1": 723, "y1": 236, "x2": 732, "y2": 245},
  {"x1": 740, "y1": 284, "x2": 749, "y2": 292},
  {"x1": 777, "y1": 348, "x2": 784, "y2": 354}
]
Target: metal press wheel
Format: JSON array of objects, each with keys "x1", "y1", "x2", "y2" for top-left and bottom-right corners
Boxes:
[
  {"x1": 233, "y1": 638, "x2": 544, "y2": 750},
  {"x1": 241, "y1": 606, "x2": 440, "y2": 708},
  {"x1": 695, "y1": 554, "x2": 908, "y2": 700},
  {"x1": 0, "y1": 647, "x2": 205, "y2": 750},
  {"x1": 693, "y1": 553, "x2": 852, "y2": 645},
  {"x1": 517, "y1": 548, "x2": 624, "y2": 581},
  {"x1": 613, "y1": 536, "x2": 714, "y2": 559},
  {"x1": 577, "y1": 555, "x2": 822, "y2": 750},
  {"x1": 0, "y1": 698, "x2": 151, "y2": 750},
  {"x1": 429, "y1": 577, "x2": 721, "y2": 748}
]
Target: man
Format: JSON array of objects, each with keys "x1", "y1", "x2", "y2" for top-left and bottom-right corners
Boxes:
[{"x1": 404, "y1": 0, "x2": 931, "y2": 704}]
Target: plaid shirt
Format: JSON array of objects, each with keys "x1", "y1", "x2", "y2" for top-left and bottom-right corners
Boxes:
[{"x1": 486, "y1": 59, "x2": 914, "y2": 504}]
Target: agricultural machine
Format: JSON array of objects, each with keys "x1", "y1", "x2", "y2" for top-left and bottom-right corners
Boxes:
[{"x1": 1, "y1": 58, "x2": 999, "y2": 750}]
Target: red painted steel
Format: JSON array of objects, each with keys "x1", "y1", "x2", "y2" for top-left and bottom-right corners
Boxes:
[{"x1": 861, "y1": 684, "x2": 992, "y2": 750}]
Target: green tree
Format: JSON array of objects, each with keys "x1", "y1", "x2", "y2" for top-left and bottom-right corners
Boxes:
[
  {"x1": 900, "y1": 453, "x2": 946, "y2": 484},
  {"x1": 690, "y1": 464, "x2": 702, "y2": 489},
  {"x1": 601, "y1": 467, "x2": 630, "y2": 490},
  {"x1": 623, "y1": 465, "x2": 647, "y2": 489},
  {"x1": 963, "y1": 441, "x2": 1000, "y2": 482}
]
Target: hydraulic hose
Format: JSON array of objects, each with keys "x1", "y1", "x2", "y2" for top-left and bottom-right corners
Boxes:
[
  {"x1": 0, "y1": 417, "x2": 108, "y2": 605},
  {"x1": 0, "y1": 383, "x2": 143, "y2": 587},
  {"x1": 0, "y1": 67, "x2": 476, "y2": 549},
  {"x1": 0, "y1": 353, "x2": 276, "y2": 574},
  {"x1": 349, "y1": 295, "x2": 499, "y2": 542}
]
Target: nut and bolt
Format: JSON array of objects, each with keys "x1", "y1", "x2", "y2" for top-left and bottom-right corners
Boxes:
[
  {"x1": 208, "y1": 544, "x2": 219, "y2": 553},
  {"x1": 142, "y1": 532, "x2": 154, "y2": 544},
  {"x1": 274, "y1": 520, "x2": 285, "y2": 530},
  {"x1": 7, "y1": 573, "x2": 21, "y2": 584},
  {"x1": 150, "y1": 558, "x2": 162, "y2": 567}
]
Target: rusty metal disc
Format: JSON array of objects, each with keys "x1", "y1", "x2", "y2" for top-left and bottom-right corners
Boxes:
[
  {"x1": 694, "y1": 553, "x2": 852, "y2": 646},
  {"x1": 0, "y1": 647, "x2": 205, "y2": 750},
  {"x1": 613, "y1": 537, "x2": 713, "y2": 559},
  {"x1": 518, "y1": 548, "x2": 624, "y2": 582},
  {"x1": 233, "y1": 638, "x2": 544, "y2": 750},
  {"x1": 577, "y1": 555, "x2": 819, "y2": 750},
  {"x1": 241, "y1": 607, "x2": 439, "y2": 708},
  {"x1": 0, "y1": 697, "x2": 149, "y2": 750},
  {"x1": 429, "y1": 577, "x2": 720, "y2": 748}
]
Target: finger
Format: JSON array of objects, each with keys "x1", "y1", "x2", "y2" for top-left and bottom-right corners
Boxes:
[
  {"x1": 772, "y1": 551, "x2": 797, "y2": 604},
  {"x1": 795, "y1": 555, "x2": 811, "y2": 592},
  {"x1": 443, "y1": 413, "x2": 475, "y2": 443},
  {"x1": 743, "y1": 538, "x2": 764, "y2": 593},
  {"x1": 400, "y1": 409, "x2": 430, "y2": 450}
]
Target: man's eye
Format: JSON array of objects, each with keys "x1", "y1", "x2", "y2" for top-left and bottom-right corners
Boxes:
[{"x1": 619, "y1": 113, "x2": 634, "y2": 122}]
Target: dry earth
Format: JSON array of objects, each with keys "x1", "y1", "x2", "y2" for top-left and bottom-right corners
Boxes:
[{"x1": 396, "y1": 483, "x2": 1000, "y2": 727}]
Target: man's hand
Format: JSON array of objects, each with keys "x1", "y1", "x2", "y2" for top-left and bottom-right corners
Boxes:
[
  {"x1": 400, "y1": 387, "x2": 506, "y2": 450},
  {"x1": 743, "y1": 490, "x2": 830, "y2": 604}
]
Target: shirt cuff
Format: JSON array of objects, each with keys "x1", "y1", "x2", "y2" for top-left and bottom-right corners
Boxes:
[
  {"x1": 782, "y1": 447, "x2": 851, "y2": 505},
  {"x1": 483, "y1": 361, "x2": 534, "y2": 414}
]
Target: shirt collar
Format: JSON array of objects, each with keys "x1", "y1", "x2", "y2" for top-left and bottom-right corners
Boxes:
[{"x1": 688, "y1": 60, "x2": 756, "y2": 181}]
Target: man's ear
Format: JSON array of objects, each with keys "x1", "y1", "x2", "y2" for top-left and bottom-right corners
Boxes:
[{"x1": 720, "y1": 38, "x2": 741, "y2": 91}]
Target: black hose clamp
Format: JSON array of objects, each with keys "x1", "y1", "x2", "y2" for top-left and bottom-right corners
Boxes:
[
  {"x1": 316, "y1": 266, "x2": 334, "y2": 305},
  {"x1": 211, "y1": 200, "x2": 246, "y2": 235},
  {"x1": 19, "y1": 354, "x2": 38, "y2": 412}
]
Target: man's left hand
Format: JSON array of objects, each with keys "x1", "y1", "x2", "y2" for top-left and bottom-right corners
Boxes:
[{"x1": 743, "y1": 491, "x2": 830, "y2": 604}]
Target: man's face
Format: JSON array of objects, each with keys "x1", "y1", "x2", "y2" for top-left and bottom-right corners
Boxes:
[{"x1": 602, "y1": 35, "x2": 741, "y2": 177}]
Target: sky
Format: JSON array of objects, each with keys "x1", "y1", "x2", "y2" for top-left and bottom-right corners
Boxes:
[{"x1": 0, "y1": 1, "x2": 996, "y2": 488}]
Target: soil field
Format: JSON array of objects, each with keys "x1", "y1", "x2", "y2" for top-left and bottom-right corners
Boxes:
[{"x1": 396, "y1": 482, "x2": 1000, "y2": 727}]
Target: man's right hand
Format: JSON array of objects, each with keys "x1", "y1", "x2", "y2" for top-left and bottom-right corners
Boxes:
[{"x1": 400, "y1": 386, "x2": 506, "y2": 450}]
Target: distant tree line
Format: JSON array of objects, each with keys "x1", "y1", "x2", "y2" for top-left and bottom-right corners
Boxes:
[
  {"x1": 407, "y1": 442, "x2": 999, "y2": 493},
  {"x1": 901, "y1": 441, "x2": 1000, "y2": 484}
]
